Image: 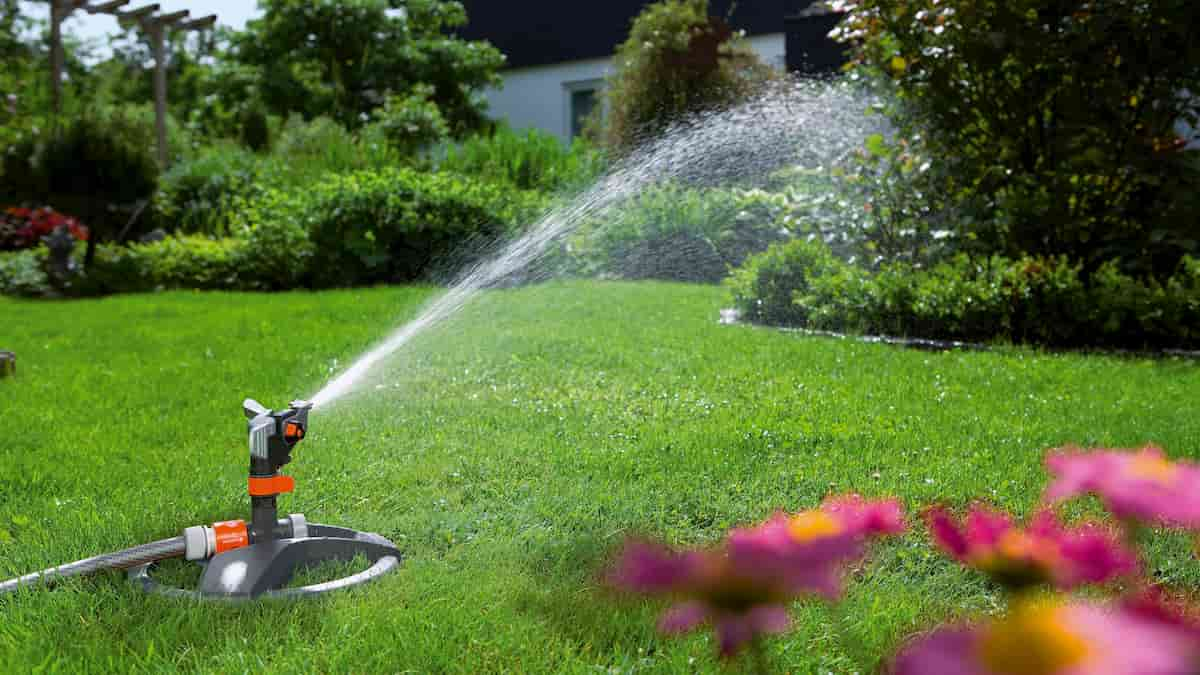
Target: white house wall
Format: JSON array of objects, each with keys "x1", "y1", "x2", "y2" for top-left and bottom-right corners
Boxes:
[{"x1": 483, "y1": 33, "x2": 787, "y2": 142}]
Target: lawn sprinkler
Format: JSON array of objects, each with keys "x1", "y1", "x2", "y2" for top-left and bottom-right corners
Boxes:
[{"x1": 0, "y1": 399, "x2": 402, "y2": 599}]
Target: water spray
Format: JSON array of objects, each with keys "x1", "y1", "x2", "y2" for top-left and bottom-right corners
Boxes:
[{"x1": 0, "y1": 399, "x2": 401, "y2": 599}]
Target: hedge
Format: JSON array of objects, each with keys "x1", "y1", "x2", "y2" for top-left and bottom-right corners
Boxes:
[{"x1": 728, "y1": 239, "x2": 1200, "y2": 350}]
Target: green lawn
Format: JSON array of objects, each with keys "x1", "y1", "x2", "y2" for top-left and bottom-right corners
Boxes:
[{"x1": 2, "y1": 281, "x2": 1199, "y2": 673}]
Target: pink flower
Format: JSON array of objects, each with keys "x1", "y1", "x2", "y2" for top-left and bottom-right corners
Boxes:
[
  {"x1": 1044, "y1": 446, "x2": 1200, "y2": 528},
  {"x1": 891, "y1": 598, "x2": 1200, "y2": 675},
  {"x1": 608, "y1": 496, "x2": 905, "y2": 658},
  {"x1": 927, "y1": 505, "x2": 1138, "y2": 589}
]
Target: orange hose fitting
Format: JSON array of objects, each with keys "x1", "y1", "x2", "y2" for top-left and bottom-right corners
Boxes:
[{"x1": 212, "y1": 520, "x2": 249, "y2": 554}]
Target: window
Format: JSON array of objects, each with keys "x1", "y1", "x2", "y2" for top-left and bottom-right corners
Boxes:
[
  {"x1": 570, "y1": 88, "x2": 597, "y2": 139},
  {"x1": 565, "y1": 78, "x2": 604, "y2": 139}
]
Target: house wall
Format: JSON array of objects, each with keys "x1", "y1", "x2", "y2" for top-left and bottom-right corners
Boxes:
[{"x1": 483, "y1": 33, "x2": 787, "y2": 142}]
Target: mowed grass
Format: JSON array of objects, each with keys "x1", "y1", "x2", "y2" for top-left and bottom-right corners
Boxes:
[{"x1": 2, "y1": 281, "x2": 1199, "y2": 673}]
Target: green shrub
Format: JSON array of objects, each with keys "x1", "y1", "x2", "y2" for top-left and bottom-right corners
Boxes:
[
  {"x1": 297, "y1": 168, "x2": 543, "y2": 286},
  {"x1": 729, "y1": 240, "x2": 1200, "y2": 349},
  {"x1": 239, "y1": 104, "x2": 272, "y2": 153},
  {"x1": 153, "y1": 144, "x2": 260, "y2": 237},
  {"x1": 0, "y1": 248, "x2": 51, "y2": 297},
  {"x1": 598, "y1": 0, "x2": 775, "y2": 153},
  {"x1": 1, "y1": 111, "x2": 159, "y2": 268},
  {"x1": 566, "y1": 184, "x2": 790, "y2": 283},
  {"x1": 85, "y1": 236, "x2": 242, "y2": 294},
  {"x1": 726, "y1": 238, "x2": 850, "y2": 326},
  {"x1": 230, "y1": 168, "x2": 544, "y2": 288},
  {"x1": 370, "y1": 85, "x2": 450, "y2": 158},
  {"x1": 229, "y1": 189, "x2": 315, "y2": 291},
  {"x1": 836, "y1": 0, "x2": 1200, "y2": 275},
  {"x1": 440, "y1": 126, "x2": 605, "y2": 192},
  {"x1": 261, "y1": 115, "x2": 401, "y2": 189}
]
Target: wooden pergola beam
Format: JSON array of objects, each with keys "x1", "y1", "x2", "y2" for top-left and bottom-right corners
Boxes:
[
  {"x1": 85, "y1": 0, "x2": 131, "y2": 13},
  {"x1": 178, "y1": 15, "x2": 216, "y2": 31},
  {"x1": 114, "y1": 3, "x2": 160, "y2": 23}
]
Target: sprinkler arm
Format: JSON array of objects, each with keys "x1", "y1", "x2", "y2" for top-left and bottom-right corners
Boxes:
[{"x1": 243, "y1": 399, "x2": 312, "y2": 543}]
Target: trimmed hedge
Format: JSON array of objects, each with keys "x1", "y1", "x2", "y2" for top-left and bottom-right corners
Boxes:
[
  {"x1": 256, "y1": 167, "x2": 546, "y2": 287},
  {"x1": 728, "y1": 239, "x2": 1200, "y2": 350}
]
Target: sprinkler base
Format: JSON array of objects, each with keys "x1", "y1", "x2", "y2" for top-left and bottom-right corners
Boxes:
[{"x1": 129, "y1": 523, "x2": 401, "y2": 600}]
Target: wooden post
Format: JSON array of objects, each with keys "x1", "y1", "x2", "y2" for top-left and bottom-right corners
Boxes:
[
  {"x1": 49, "y1": 0, "x2": 64, "y2": 116},
  {"x1": 150, "y1": 22, "x2": 168, "y2": 167}
]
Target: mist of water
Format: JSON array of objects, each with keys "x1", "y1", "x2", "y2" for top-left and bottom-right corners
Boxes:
[{"x1": 309, "y1": 78, "x2": 889, "y2": 409}]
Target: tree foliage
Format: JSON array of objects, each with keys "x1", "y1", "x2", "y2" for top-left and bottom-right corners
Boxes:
[
  {"x1": 232, "y1": 0, "x2": 503, "y2": 134},
  {"x1": 2, "y1": 112, "x2": 159, "y2": 267},
  {"x1": 834, "y1": 0, "x2": 1200, "y2": 276},
  {"x1": 597, "y1": 0, "x2": 775, "y2": 154}
]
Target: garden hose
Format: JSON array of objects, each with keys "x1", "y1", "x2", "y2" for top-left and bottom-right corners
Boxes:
[{"x1": 0, "y1": 536, "x2": 186, "y2": 595}]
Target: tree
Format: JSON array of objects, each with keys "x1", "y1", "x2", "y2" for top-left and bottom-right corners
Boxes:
[
  {"x1": 231, "y1": 0, "x2": 503, "y2": 134},
  {"x1": 2, "y1": 112, "x2": 159, "y2": 269},
  {"x1": 834, "y1": 0, "x2": 1200, "y2": 276},
  {"x1": 596, "y1": 0, "x2": 775, "y2": 154}
]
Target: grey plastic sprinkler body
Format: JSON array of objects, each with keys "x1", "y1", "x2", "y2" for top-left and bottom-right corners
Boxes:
[{"x1": 1, "y1": 398, "x2": 402, "y2": 599}]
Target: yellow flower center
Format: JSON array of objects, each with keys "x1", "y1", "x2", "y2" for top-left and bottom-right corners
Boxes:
[
  {"x1": 787, "y1": 511, "x2": 842, "y2": 542},
  {"x1": 1127, "y1": 454, "x2": 1177, "y2": 485},
  {"x1": 977, "y1": 602, "x2": 1091, "y2": 675}
]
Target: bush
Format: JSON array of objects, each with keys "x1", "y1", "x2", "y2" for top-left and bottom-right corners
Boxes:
[
  {"x1": 264, "y1": 115, "x2": 401, "y2": 188},
  {"x1": 729, "y1": 239, "x2": 1200, "y2": 349},
  {"x1": 230, "y1": 192, "x2": 315, "y2": 291},
  {"x1": 85, "y1": 236, "x2": 242, "y2": 294},
  {"x1": 440, "y1": 126, "x2": 605, "y2": 192},
  {"x1": 236, "y1": 168, "x2": 545, "y2": 288},
  {"x1": 239, "y1": 104, "x2": 272, "y2": 153},
  {"x1": 565, "y1": 185, "x2": 791, "y2": 283},
  {"x1": 370, "y1": 85, "x2": 450, "y2": 158},
  {"x1": 726, "y1": 238, "x2": 852, "y2": 326},
  {"x1": 0, "y1": 247, "x2": 51, "y2": 297},
  {"x1": 1, "y1": 111, "x2": 159, "y2": 268},
  {"x1": 152, "y1": 144, "x2": 260, "y2": 237},
  {"x1": 835, "y1": 0, "x2": 1200, "y2": 275},
  {"x1": 597, "y1": 0, "x2": 775, "y2": 154}
]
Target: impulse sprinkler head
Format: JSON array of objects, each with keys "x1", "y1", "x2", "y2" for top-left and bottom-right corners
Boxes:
[{"x1": 140, "y1": 397, "x2": 402, "y2": 598}]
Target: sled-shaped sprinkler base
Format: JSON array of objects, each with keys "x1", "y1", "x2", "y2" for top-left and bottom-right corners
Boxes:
[{"x1": 129, "y1": 524, "x2": 402, "y2": 600}]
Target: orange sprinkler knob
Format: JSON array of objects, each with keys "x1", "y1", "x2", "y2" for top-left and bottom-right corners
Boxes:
[
  {"x1": 284, "y1": 421, "x2": 305, "y2": 443},
  {"x1": 248, "y1": 475, "x2": 295, "y2": 496}
]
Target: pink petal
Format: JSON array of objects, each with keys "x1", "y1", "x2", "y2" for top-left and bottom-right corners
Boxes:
[
  {"x1": 1056, "y1": 524, "x2": 1139, "y2": 586},
  {"x1": 964, "y1": 504, "x2": 1012, "y2": 548},
  {"x1": 747, "y1": 605, "x2": 791, "y2": 634},
  {"x1": 823, "y1": 494, "x2": 907, "y2": 536},
  {"x1": 608, "y1": 540, "x2": 700, "y2": 593},
  {"x1": 891, "y1": 626, "x2": 985, "y2": 675},
  {"x1": 715, "y1": 615, "x2": 756, "y2": 658},
  {"x1": 658, "y1": 602, "x2": 710, "y2": 634},
  {"x1": 927, "y1": 507, "x2": 970, "y2": 559}
]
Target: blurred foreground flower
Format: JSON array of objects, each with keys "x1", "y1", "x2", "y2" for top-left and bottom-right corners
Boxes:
[
  {"x1": 927, "y1": 505, "x2": 1138, "y2": 590},
  {"x1": 608, "y1": 495, "x2": 904, "y2": 658},
  {"x1": 1044, "y1": 446, "x2": 1200, "y2": 529},
  {"x1": 892, "y1": 597, "x2": 1200, "y2": 675}
]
